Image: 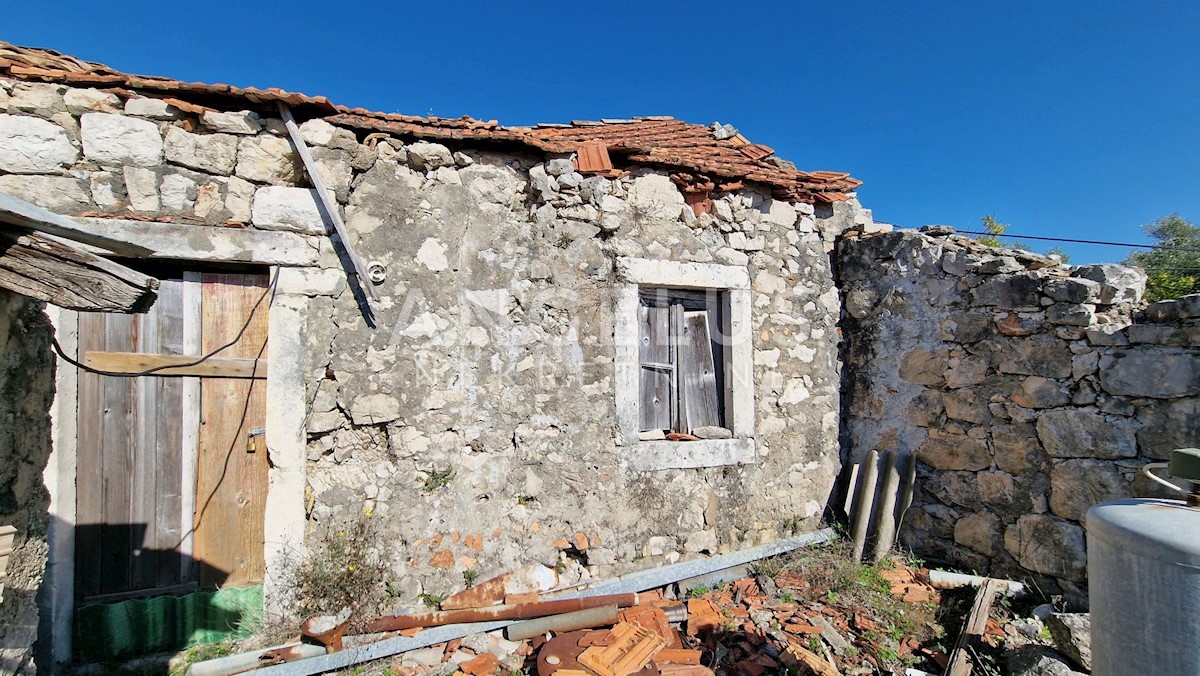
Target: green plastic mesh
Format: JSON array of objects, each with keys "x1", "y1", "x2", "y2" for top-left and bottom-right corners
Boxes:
[{"x1": 74, "y1": 585, "x2": 262, "y2": 661}]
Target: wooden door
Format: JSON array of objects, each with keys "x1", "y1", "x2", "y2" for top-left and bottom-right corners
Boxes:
[
  {"x1": 193, "y1": 273, "x2": 269, "y2": 587},
  {"x1": 75, "y1": 271, "x2": 269, "y2": 601}
]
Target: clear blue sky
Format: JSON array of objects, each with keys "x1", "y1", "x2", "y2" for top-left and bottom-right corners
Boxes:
[{"x1": 7, "y1": 1, "x2": 1198, "y2": 263}]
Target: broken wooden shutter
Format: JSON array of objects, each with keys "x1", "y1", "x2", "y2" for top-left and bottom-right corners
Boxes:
[
  {"x1": 679, "y1": 310, "x2": 722, "y2": 431},
  {"x1": 638, "y1": 302, "x2": 673, "y2": 432}
]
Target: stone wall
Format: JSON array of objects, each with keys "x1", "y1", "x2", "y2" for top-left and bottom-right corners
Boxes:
[
  {"x1": 0, "y1": 291, "x2": 55, "y2": 673},
  {"x1": 0, "y1": 77, "x2": 864, "y2": 611},
  {"x1": 838, "y1": 228, "x2": 1199, "y2": 606}
]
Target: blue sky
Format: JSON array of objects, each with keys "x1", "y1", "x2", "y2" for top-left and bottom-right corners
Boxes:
[{"x1": 6, "y1": 1, "x2": 1198, "y2": 263}]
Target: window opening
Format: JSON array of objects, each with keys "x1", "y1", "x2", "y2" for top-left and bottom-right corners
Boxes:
[{"x1": 638, "y1": 287, "x2": 727, "y2": 434}]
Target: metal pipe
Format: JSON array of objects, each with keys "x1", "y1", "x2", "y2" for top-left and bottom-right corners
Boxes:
[
  {"x1": 360, "y1": 592, "x2": 639, "y2": 633},
  {"x1": 187, "y1": 642, "x2": 325, "y2": 676},
  {"x1": 926, "y1": 569, "x2": 1026, "y2": 597},
  {"x1": 849, "y1": 450, "x2": 880, "y2": 563},
  {"x1": 871, "y1": 450, "x2": 901, "y2": 564},
  {"x1": 505, "y1": 604, "x2": 619, "y2": 641}
]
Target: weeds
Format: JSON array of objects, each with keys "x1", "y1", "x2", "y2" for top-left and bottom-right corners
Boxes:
[
  {"x1": 422, "y1": 466, "x2": 455, "y2": 492},
  {"x1": 463, "y1": 569, "x2": 479, "y2": 589},
  {"x1": 419, "y1": 592, "x2": 449, "y2": 608},
  {"x1": 286, "y1": 513, "x2": 390, "y2": 624},
  {"x1": 686, "y1": 585, "x2": 712, "y2": 598}
]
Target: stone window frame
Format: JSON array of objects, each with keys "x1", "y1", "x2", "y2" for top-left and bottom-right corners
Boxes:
[{"x1": 614, "y1": 257, "x2": 755, "y2": 470}]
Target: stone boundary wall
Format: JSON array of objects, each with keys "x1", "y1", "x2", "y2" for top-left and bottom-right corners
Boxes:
[
  {"x1": 837, "y1": 228, "x2": 1199, "y2": 607},
  {"x1": 0, "y1": 291, "x2": 55, "y2": 673}
]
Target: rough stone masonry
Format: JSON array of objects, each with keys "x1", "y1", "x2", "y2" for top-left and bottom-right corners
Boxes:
[
  {"x1": 0, "y1": 74, "x2": 872, "y2": 624},
  {"x1": 838, "y1": 227, "x2": 1200, "y2": 607}
]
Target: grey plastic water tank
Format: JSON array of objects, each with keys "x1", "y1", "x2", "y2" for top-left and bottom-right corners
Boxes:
[{"x1": 1087, "y1": 498, "x2": 1200, "y2": 676}]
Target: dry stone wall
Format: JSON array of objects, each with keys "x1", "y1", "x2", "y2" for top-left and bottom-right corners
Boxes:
[
  {"x1": 838, "y1": 228, "x2": 1199, "y2": 606},
  {"x1": 0, "y1": 291, "x2": 55, "y2": 673},
  {"x1": 0, "y1": 76, "x2": 866, "y2": 611}
]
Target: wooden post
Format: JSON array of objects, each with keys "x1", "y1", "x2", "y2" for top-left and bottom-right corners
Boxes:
[{"x1": 276, "y1": 103, "x2": 378, "y2": 306}]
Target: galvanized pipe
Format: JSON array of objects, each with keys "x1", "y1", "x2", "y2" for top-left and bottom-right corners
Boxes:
[{"x1": 505, "y1": 604, "x2": 619, "y2": 641}]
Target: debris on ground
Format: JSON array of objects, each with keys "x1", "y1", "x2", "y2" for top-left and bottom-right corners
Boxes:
[{"x1": 183, "y1": 539, "x2": 1080, "y2": 676}]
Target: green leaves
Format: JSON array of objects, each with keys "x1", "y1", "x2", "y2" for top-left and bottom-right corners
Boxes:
[{"x1": 1125, "y1": 213, "x2": 1200, "y2": 301}]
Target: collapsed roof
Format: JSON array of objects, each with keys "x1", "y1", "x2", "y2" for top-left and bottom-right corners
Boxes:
[{"x1": 0, "y1": 41, "x2": 862, "y2": 204}]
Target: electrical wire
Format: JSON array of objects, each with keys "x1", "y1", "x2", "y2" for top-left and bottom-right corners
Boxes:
[
  {"x1": 50, "y1": 269, "x2": 277, "y2": 378},
  {"x1": 954, "y1": 229, "x2": 1200, "y2": 254}
]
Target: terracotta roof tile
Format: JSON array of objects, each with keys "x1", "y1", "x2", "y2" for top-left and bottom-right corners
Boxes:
[{"x1": 0, "y1": 41, "x2": 861, "y2": 203}]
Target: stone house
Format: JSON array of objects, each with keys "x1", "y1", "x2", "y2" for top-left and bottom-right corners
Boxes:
[
  {"x1": 0, "y1": 42, "x2": 868, "y2": 666},
  {"x1": 3, "y1": 40, "x2": 1197, "y2": 671}
]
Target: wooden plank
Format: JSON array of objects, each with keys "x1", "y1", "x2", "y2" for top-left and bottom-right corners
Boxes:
[
  {"x1": 180, "y1": 272, "x2": 201, "y2": 581},
  {"x1": 277, "y1": 103, "x2": 377, "y2": 304},
  {"x1": 670, "y1": 303, "x2": 684, "y2": 433},
  {"x1": 0, "y1": 228, "x2": 157, "y2": 312},
  {"x1": 74, "y1": 311, "x2": 105, "y2": 599},
  {"x1": 81, "y1": 351, "x2": 267, "y2": 378},
  {"x1": 130, "y1": 303, "x2": 160, "y2": 591},
  {"x1": 153, "y1": 279, "x2": 185, "y2": 588},
  {"x1": 195, "y1": 273, "x2": 269, "y2": 587},
  {"x1": 99, "y1": 313, "x2": 135, "y2": 597},
  {"x1": 944, "y1": 577, "x2": 1003, "y2": 676},
  {"x1": 0, "y1": 190, "x2": 153, "y2": 257},
  {"x1": 679, "y1": 310, "x2": 721, "y2": 430},
  {"x1": 638, "y1": 303, "x2": 672, "y2": 432}
]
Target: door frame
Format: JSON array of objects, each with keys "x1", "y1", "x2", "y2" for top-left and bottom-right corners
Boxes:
[{"x1": 42, "y1": 264, "x2": 310, "y2": 667}]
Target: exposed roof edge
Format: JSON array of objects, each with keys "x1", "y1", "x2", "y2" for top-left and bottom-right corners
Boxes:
[{"x1": 0, "y1": 41, "x2": 862, "y2": 203}]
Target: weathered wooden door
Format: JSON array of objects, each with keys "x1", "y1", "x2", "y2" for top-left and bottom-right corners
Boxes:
[{"x1": 75, "y1": 271, "x2": 269, "y2": 601}]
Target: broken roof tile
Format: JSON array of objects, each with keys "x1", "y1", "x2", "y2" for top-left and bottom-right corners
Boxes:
[{"x1": 0, "y1": 41, "x2": 861, "y2": 203}]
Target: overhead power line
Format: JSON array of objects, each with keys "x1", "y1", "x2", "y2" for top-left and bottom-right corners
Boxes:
[{"x1": 953, "y1": 229, "x2": 1200, "y2": 255}]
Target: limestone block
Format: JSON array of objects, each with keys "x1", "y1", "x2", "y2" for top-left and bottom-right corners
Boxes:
[
  {"x1": 972, "y1": 255, "x2": 1023, "y2": 274},
  {"x1": 977, "y1": 470, "x2": 1020, "y2": 510},
  {"x1": 0, "y1": 114, "x2": 79, "y2": 173},
  {"x1": 202, "y1": 110, "x2": 264, "y2": 135},
  {"x1": 63, "y1": 88, "x2": 121, "y2": 115},
  {"x1": 4, "y1": 82, "x2": 66, "y2": 115},
  {"x1": 1071, "y1": 263, "x2": 1145, "y2": 304},
  {"x1": 236, "y1": 135, "x2": 302, "y2": 184},
  {"x1": 122, "y1": 166, "x2": 159, "y2": 211},
  {"x1": 761, "y1": 199, "x2": 797, "y2": 228},
  {"x1": 997, "y1": 334, "x2": 1072, "y2": 378},
  {"x1": 349, "y1": 393, "x2": 400, "y2": 424},
  {"x1": 545, "y1": 158, "x2": 574, "y2": 176},
  {"x1": 954, "y1": 510, "x2": 1001, "y2": 555},
  {"x1": 628, "y1": 173, "x2": 685, "y2": 221},
  {"x1": 299, "y1": 118, "x2": 337, "y2": 146},
  {"x1": 123, "y1": 97, "x2": 184, "y2": 120},
  {"x1": 89, "y1": 170, "x2": 122, "y2": 209},
  {"x1": 164, "y1": 126, "x2": 238, "y2": 175},
  {"x1": 943, "y1": 389, "x2": 990, "y2": 424},
  {"x1": 1005, "y1": 645, "x2": 1088, "y2": 676},
  {"x1": 311, "y1": 147, "x2": 353, "y2": 202},
  {"x1": 683, "y1": 529, "x2": 718, "y2": 554},
  {"x1": 1099, "y1": 346, "x2": 1200, "y2": 398},
  {"x1": 1035, "y1": 408, "x2": 1137, "y2": 459},
  {"x1": 159, "y1": 173, "x2": 196, "y2": 212},
  {"x1": 1044, "y1": 277, "x2": 1100, "y2": 303},
  {"x1": 1050, "y1": 459, "x2": 1131, "y2": 521},
  {"x1": 972, "y1": 272, "x2": 1044, "y2": 309},
  {"x1": 250, "y1": 186, "x2": 331, "y2": 235},
  {"x1": 1135, "y1": 396, "x2": 1200, "y2": 460},
  {"x1": 0, "y1": 174, "x2": 89, "y2": 213},
  {"x1": 1046, "y1": 613, "x2": 1092, "y2": 672},
  {"x1": 1046, "y1": 303, "x2": 1095, "y2": 326},
  {"x1": 1011, "y1": 376, "x2": 1070, "y2": 409},
  {"x1": 224, "y1": 175, "x2": 256, "y2": 222},
  {"x1": 406, "y1": 141, "x2": 454, "y2": 170},
  {"x1": 1010, "y1": 514, "x2": 1086, "y2": 581},
  {"x1": 927, "y1": 470, "x2": 981, "y2": 509},
  {"x1": 899, "y1": 347, "x2": 948, "y2": 385},
  {"x1": 917, "y1": 429, "x2": 991, "y2": 471},
  {"x1": 945, "y1": 354, "x2": 990, "y2": 388},
  {"x1": 81, "y1": 113, "x2": 163, "y2": 166},
  {"x1": 995, "y1": 312, "x2": 1042, "y2": 337},
  {"x1": 1179, "y1": 293, "x2": 1200, "y2": 318},
  {"x1": 940, "y1": 313, "x2": 993, "y2": 343}
]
